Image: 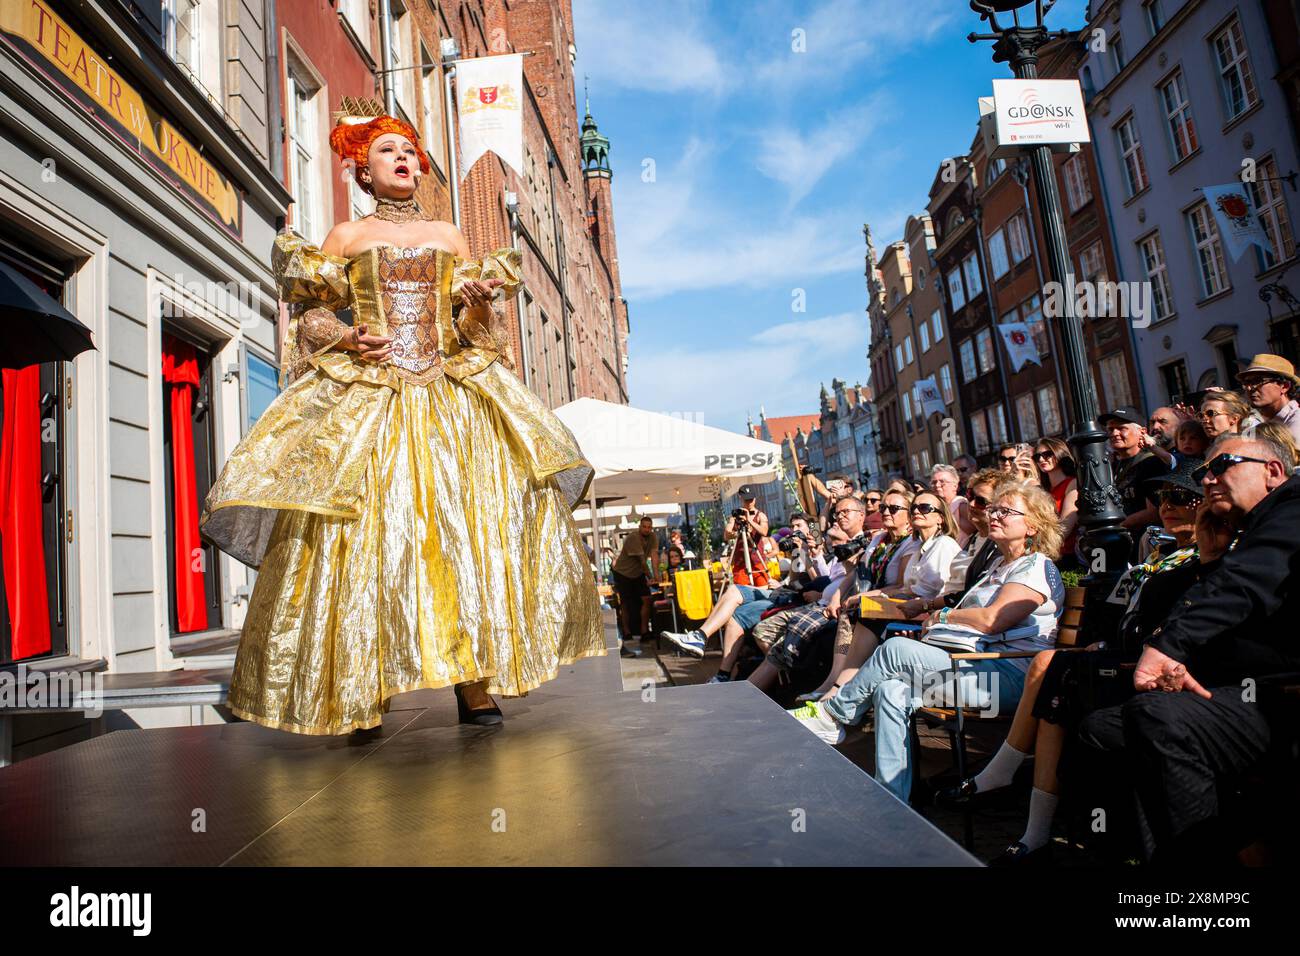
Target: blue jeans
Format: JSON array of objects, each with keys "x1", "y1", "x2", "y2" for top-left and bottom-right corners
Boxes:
[
  {"x1": 732, "y1": 585, "x2": 772, "y2": 631},
  {"x1": 822, "y1": 637, "x2": 1026, "y2": 802}
]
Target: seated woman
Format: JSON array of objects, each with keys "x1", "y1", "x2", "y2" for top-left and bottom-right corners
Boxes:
[
  {"x1": 788, "y1": 479, "x2": 1065, "y2": 805},
  {"x1": 799, "y1": 491, "x2": 960, "y2": 703},
  {"x1": 937, "y1": 465, "x2": 1231, "y2": 864},
  {"x1": 794, "y1": 488, "x2": 920, "y2": 701}
]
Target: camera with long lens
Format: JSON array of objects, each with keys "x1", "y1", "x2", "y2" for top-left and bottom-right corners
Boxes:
[
  {"x1": 832, "y1": 533, "x2": 869, "y2": 562},
  {"x1": 732, "y1": 508, "x2": 749, "y2": 519},
  {"x1": 778, "y1": 531, "x2": 807, "y2": 554}
]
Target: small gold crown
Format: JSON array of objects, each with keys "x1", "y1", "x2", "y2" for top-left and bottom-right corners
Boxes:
[{"x1": 333, "y1": 96, "x2": 386, "y2": 126}]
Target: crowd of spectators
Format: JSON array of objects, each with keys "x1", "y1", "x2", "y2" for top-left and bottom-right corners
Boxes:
[{"x1": 652, "y1": 353, "x2": 1300, "y2": 865}]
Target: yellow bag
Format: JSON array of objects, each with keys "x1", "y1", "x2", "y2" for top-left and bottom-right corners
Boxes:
[{"x1": 673, "y1": 568, "x2": 714, "y2": 620}]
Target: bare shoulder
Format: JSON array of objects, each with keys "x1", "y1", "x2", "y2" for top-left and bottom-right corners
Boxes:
[{"x1": 321, "y1": 219, "x2": 362, "y2": 257}]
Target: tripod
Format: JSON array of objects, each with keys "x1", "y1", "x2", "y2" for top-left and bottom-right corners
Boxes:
[{"x1": 722, "y1": 510, "x2": 762, "y2": 595}]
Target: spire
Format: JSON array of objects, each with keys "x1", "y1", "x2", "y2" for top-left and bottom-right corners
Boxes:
[{"x1": 581, "y1": 84, "x2": 611, "y2": 180}]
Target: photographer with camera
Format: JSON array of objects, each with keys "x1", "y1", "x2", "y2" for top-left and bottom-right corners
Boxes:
[{"x1": 724, "y1": 489, "x2": 771, "y2": 587}]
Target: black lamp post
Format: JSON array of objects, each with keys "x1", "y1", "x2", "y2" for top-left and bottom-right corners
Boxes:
[{"x1": 969, "y1": 0, "x2": 1129, "y2": 633}]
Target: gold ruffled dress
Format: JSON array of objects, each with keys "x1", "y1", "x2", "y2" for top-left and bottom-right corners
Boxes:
[{"x1": 200, "y1": 234, "x2": 605, "y2": 735}]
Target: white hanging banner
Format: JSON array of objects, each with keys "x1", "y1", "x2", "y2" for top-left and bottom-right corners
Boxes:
[
  {"x1": 997, "y1": 322, "x2": 1042, "y2": 373},
  {"x1": 1200, "y1": 182, "x2": 1273, "y2": 261},
  {"x1": 455, "y1": 53, "x2": 524, "y2": 179},
  {"x1": 914, "y1": 377, "x2": 947, "y2": 419}
]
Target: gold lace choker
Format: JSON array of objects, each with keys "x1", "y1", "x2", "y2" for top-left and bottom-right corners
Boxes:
[{"x1": 373, "y1": 197, "x2": 424, "y2": 224}]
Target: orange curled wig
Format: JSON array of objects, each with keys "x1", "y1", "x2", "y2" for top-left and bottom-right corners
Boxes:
[{"x1": 328, "y1": 115, "x2": 432, "y2": 184}]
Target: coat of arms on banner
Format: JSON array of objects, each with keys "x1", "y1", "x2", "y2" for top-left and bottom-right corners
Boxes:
[
  {"x1": 461, "y1": 83, "x2": 519, "y2": 113},
  {"x1": 1213, "y1": 191, "x2": 1251, "y2": 228}
]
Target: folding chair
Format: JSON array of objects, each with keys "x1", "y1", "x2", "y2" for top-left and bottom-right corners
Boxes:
[{"x1": 914, "y1": 585, "x2": 1088, "y2": 848}]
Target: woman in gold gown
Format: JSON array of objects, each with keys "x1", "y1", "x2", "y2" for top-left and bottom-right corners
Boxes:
[{"x1": 201, "y1": 107, "x2": 604, "y2": 736}]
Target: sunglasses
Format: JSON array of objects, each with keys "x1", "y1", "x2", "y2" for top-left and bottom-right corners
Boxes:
[
  {"x1": 1032, "y1": 451, "x2": 1054, "y2": 461},
  {"x1": 864, "y1": 497, "x2": 882, "y2": 505},
  {"x1": 1158, "y1": 489, "x2": 1202, "y2": 507},
  {"x1": 998, "y1": 455, "x2": 1018, "y2": 464},
  {"x1": 987, "y1": 506, "x2": 1025, "y2": 520},
  {"x1": 969, "y1": 494, "x2": 990, "y2": 509},
  {"x1": 1241, "y1": 378, "x2": 1284, "y2": 391},
  {"x1": 1192, "y1": 453, "x2": 1273, "y2": 484},
  {"x1": 880, "y1": 504, "x2": 908, "y2": 515},
  {"x1": 910, "y1": 503, "x2": 941, "y2": 515}
]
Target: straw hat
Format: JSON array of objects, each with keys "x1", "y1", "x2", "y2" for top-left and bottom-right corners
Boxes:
[{"x1": 1237, "y1": 353, "x2": 1300, "y2": 388}]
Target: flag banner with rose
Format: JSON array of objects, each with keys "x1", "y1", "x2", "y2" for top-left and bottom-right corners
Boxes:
[
  {"x1": 996, "y1": 322, "x2": 1041, "y2": 373},
  {"x1": 456, "y1": 53, "x2": 524, "y2": 179},
  {"x1": 1201, "y1": 182, "x2": 1273, "y2": 261}
]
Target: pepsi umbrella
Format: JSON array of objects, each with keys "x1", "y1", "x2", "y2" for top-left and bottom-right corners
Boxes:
[{"x1": 0, "y1": 260, "x2": 96, "y2": 369}]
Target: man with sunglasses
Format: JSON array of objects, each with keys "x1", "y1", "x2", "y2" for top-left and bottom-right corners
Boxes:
[
  {"x1": 1077, "y1": 434, "x2": 1300, "y2": 863},
  {"x1": 1101, "y1": 405, "x2": 1165, "y2": 556},
  {"x1": 1238, "y1": 353, "x2": 1300, "y2": 447}
]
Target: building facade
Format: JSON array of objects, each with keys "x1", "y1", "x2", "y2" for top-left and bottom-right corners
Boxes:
[{"x1": 1082, "y1": 0, "x2": 1300, "y2": 400}]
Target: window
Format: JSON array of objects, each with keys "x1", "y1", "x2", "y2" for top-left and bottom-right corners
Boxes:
[
  {"x1": 1015, "y1": 392, "x2": 1038, "y2": 440},
  {"x1": 917, "y1": 267, "x2": 927, "y2": 289},
  {"x1": 903, "y1": 335, "x2": 914, "y2": 365},
  {"x1": 390, "y1": 1, "x2": 415, "y2": 121},
  {"x1": 1021, "y1": 293, "x2": 1049, "y2": 354},
  {"x1": 1159, "y1": 69, "x2": 1198, "y2": 163},
  {"x1": 911, "y1": 453, "x2": 921, "y2": 476},
  {"x1": 987, "y1": 157, "x2": 1005, "y2": 183},
  {"x1": 1212, "y1": 15, "x2": 1258, "y2": 121},
  {"x1": 946, "y1": 268, "x2": 966, "y2": 311},
  {"x1": 246, "y1": 352, "x2": 280, "y2": 432},
  {"x1": 1115, "y1": 114, "x2": 1149, "y2": 197},
  {"x1": 1138, "y1": 232, "x2": 1175, "y2": 321},
  {"x1": 1187, "y1": 202, "x2": 1230, "y2": 298},
  {"x1": 894, "y1": 344, "x2": 904, "y2": 372},
  {"x1": 959, "y1": 338, "x2": 977, "y2": 383},
  {"x1": 1036, "y1": 385, "x2": 1062, "y2": 436},
  {"x1": 1249, "y1": 157, "x2": 1297, "y2": 267},
  {"x1": 931, "y1": 311, "x2": 944, "y2": 343},
  {"x1": 1006, "y1": 214, "x2": 1030, "y2": 263},
  {"x1": 938, "y1": 363, "x2": 954, "y2": 404},
  {"x1": 988, "y1": 403, "x2": 1008, "y2": 445},
  {"x1": 348, "y1": 176, "x2": 370, "y2": 222},
  {"x1": 163, "y1": 0, "x2": 200, "y2": 76},
  {"x1": 920, "y1": 448, "x2": 931, "y2": 472},
  {"x1": 340, "y1": 0, "x2": 370, "y2": 48},
  {"x1": 976, "y1": 328, "x2": 996, "y2": 375},
  {"x1": 987, "y1": 227, "x2": 1010, "y2": 279},
  {"x1": 1110, "y1": 32, "x2": 1126, "y2": 75},
  {"x1": 1078, "y1": 241, "x2": 1106, "y2": 282},
  {"x1": 892, "y1": 288, "x2": 902, "y2": 306},
  {"x1": 421, "y1": 45, "x2": 448, "y2": 175},
  {"x1": 1144, "y1": 0, "x2": 1164, "y2": 36},
  {"x1": 1061, "y1": 154, "x2": 1092, "y2": 212},
  {"x1": 286, "y1": 67, "x2": 324, "y2": 245},
  {"x1": 919, "y1": 321, "x2": 930, "y2": 353},
  {"x1": 962, "y1": 253, "x2": 983, "y2": 298},
  {"x1": 903, "y1": 392, "x2": 913, "y2": 433},
  {"x1": 1160, "y1": 359, "x2": 1191, "y2": 405},
  {"x1": 1098, "y1": 353, "x2": 1134, "y2": 410},
  {"x1": 971, "y1": 412, "x2": 990, "y2": 455}
]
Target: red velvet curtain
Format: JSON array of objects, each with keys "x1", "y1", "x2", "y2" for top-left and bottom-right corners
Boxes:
[
  {"x1": 162, "y1": 335, "x2": 208, "y2": 633},
  {"x1": 0, "y1": 365, "x2": 52, "y2": 659}
]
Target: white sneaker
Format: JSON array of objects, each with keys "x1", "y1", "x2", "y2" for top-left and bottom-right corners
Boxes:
[
  {"x1": 660, "y1": 629, "x2": 706, "y2": 659},
  {"x1": 787, "y1": 700, "x2": 846, "y2": 745},
  {"x1": 705, "y1": 673, "x2": 731, "y2": 684}
]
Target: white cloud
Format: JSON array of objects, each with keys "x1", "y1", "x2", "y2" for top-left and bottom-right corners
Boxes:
[
  {"x1": 627, "y1": 311, "x2": 869, "y2": 433},
  {"x1": 572, "y1": 0, "x2": 729, "y2": 94},
  {"x1": 752, "y1": 95, "x2": 892, "y2": 205}
]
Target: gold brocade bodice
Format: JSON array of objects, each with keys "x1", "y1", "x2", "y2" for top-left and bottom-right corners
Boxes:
[
  {"x1": 352, "y1": 245, "x2": 455, "y2": 385},
  {"x1": 271, "y1": 233, "x2": 524, "y2": 387}
]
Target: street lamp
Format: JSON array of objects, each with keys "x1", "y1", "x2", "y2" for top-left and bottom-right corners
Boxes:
[{"x1": 969, "y1": 0, "x2": 1129, "y2": 633}]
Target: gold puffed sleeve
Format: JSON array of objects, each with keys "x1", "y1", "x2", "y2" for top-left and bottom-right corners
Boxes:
[
  {"x1": 450, "y1": 248, "x2": 524, "y2": 371},
  {"x1": 271, "y1": 232, "x2": 353, "y2": 385}
]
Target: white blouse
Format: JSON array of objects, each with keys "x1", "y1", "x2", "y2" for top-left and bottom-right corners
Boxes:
[{"x1": 902, "y1": 533, "x2": 962, "y2": 600}]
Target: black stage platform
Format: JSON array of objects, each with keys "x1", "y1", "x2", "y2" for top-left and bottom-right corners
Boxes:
[{"x1": 0, "y1": 631, "x2": 976, "y2": 866}]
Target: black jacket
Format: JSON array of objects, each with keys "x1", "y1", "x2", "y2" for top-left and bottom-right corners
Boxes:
[
  {"x1": 943, "y1": 538, "x2": 1000, "y2": 608},
  {"x1": 1149, "y1": 475, "x2": 1300, "y2": 684}
]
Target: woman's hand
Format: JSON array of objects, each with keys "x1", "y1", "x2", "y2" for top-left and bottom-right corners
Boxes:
[
  {"x1": 900, "y1": 597, "x2": 928, "y2": 619},
  {"x1": 460, "y1": 277, "x2": 505, "y2": 310},
  {"x1": 347, "y1": 324, "x2": 393, "y2": 363}
]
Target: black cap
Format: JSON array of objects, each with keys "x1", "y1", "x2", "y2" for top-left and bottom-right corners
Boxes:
[
  {"x1": 738, "y1": 484, "x2": 756, "y2": 500},
  {"x1": 1099, "y1": 405, "x2": 1144, "y2": 427},
  {"x1": 1153, "y1": 457, "x2": 1204, "y2": 497}
]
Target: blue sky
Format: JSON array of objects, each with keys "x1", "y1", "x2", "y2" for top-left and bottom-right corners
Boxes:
[{"x1": 571, "y1": 0, "x2": 1089, "y2": 434}]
